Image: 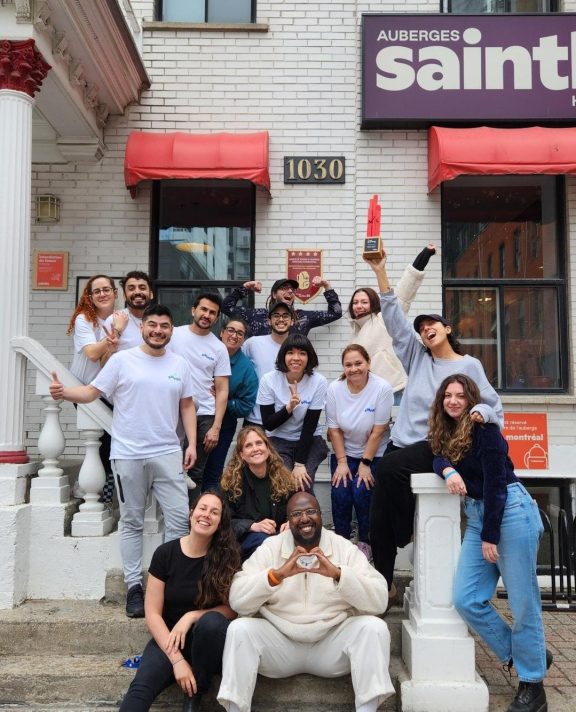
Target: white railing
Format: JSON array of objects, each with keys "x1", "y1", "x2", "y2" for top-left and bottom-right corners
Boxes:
[{"x1": 10, "y1": 336, "x2": 114, "y2": 536}]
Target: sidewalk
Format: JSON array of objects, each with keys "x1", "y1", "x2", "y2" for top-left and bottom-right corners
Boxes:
[{"x1": 475, "y1": 600, "x2": 575, "y2": 711}]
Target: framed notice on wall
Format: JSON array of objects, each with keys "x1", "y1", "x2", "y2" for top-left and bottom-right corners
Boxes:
[{"x1": 32, "y1": 251, "x2": 69, "y2": 290}]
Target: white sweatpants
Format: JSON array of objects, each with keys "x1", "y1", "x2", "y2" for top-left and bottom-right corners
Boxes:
[{"x1": 217, "y1": 615, "x2": 394, "y2": 712}]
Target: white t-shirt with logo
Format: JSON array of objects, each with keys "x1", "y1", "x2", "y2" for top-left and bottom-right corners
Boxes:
[
  {"x1": 257, "y1": 370, "x2": 328, "y2": 440},
  {"x1": 92, "y1": 347, "x2": 194, "y2": 459},
  {"x1": 242, "y1": 335, "x2": 282, "y2": 424},
  {"x1": 168, "y1": 326, "x2": 231, "y2": 416},
  {"x1": 325, "y1": 373, "x2": 393, "y2": 458},
  {"x1": 70, "y1": 313, "x2": 107, "y2": 384},
  {"x1": 104, "y1": 309, "x2": 143, "y2": 350}
]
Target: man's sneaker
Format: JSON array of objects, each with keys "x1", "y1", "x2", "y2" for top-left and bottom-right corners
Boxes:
[
  {"x1": 186, "y1": 475, "x2": 197, "y2": 490},
  {"x1": 506, "y1": 681, "x2": 547, "y2": 712},
  {"x1": 126, "y1": 584, "x2": 145, "y2": 618}
]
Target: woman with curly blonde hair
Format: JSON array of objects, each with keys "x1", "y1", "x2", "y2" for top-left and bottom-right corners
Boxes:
[{"x1": 221, "y1": 426, "x2": 296, "y2": 560}]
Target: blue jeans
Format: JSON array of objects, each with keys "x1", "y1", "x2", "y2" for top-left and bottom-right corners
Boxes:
[
  {"x1": 240, "y1": 531, "x2": 270, "y2": 561},
  {"x1": 454, "y1": 482, "x2": 546, "y2": 682},
  {"x1": 330, "y1": 454, "x2": 378, "y2": 543},
  {"x1": 202, "y1": 421, "x2": 237, "y2": 492}
]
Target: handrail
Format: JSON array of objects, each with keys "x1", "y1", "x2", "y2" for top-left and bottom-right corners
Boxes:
[{"x1": 10, "y1": 335, "x2": 112, "y2": 434}]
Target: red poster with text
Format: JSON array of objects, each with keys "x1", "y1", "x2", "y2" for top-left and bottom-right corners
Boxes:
[
  {"x1": 286, "y1": 250, "x2": 323, "y2": 304},
  {"x1": 503, "y1": 413, "x2": 549, "y2": 470}
]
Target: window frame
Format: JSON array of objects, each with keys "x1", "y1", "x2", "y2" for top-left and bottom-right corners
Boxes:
[
  {"x1": 440, "y1": 175, "x2": 568, "y2": 394},
  {"x1": 440, "y1": 0, "x2": 558, "y2": 11},
  {"x1": 155, "y1": 0, "x2": 257, "y2": 23},
  {"x1": 149, "y1": 179, "x2": 257, "y2": 323}
]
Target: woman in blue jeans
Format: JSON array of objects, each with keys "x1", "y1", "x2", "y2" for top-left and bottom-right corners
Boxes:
[
  {"x1": 119, "y1": 492, "x2": 240, "y2": 712},
  {"x1": 429, "y1": 374, "x2": 550, "y2": 712}
]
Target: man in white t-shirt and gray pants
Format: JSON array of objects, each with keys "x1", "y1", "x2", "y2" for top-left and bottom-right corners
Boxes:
[
  {"x1": 49, "y1": 304, "x2": 197, "y2": 618},
  {"x1": 169, "y1": 292, "x2": 231, "y2": 490}
]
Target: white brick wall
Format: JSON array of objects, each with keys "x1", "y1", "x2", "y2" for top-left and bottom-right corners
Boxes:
[{"x1": 25, "y1": 1, "x2": 576, "y2": 455}]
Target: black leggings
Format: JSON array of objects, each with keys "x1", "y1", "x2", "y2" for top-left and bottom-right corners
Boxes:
[
  {"x1": 369, "y1": 440, "x2": 434, "y2": 589},
  {"x1": 119, "y1": 611, "x2": 230, "y2": 711}
]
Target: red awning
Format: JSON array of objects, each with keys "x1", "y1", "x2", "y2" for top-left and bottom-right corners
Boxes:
[
  {"x1": 124, "y1": 131, "x2": 270, "y2": 195},
  {"x1": 428, "y1": 126, "x2": 576, "y2": 193}
]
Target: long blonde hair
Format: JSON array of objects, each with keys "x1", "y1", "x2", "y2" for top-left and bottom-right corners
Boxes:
[
  {"x1": 220, "y1": 427, "x2": 296, "y2": 502},
  {"x1": 428, "y1": 374, "x2": 482, "y2": 464}
]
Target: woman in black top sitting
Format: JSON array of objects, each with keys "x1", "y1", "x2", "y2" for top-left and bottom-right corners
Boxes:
[
  {"x1": 220, "y1": 426, "x2": 296, "y2": 560},
  {"x1": 119, "y1": 491, "x2": 240, "y2": 712}
]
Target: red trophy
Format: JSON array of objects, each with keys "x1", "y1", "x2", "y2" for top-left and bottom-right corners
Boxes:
[{"x1": 363, "y1": 194, "x2": 384, "y2": 260}]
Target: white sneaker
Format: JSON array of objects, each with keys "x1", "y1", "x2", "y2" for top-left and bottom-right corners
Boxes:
[{"x1": 186, "y1": 475, "x2": 197, "y2": 490}]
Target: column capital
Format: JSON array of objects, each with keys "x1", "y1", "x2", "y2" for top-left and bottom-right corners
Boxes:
[{"x1": 0, "y1": 38, "x2": 51, "y2": 97}]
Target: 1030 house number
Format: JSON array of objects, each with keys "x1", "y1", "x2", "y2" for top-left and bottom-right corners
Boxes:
[{"x1": 284, "y1": 156, "x2": 345, "y2": 184}]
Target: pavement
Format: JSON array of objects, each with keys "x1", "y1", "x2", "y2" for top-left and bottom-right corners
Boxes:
[{"x1": 474, "y1": 599, "x2": 575, "y2": 711}]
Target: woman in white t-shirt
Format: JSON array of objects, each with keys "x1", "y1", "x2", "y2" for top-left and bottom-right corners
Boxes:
[
  {"x1": 326, "y1": 345, "x2": 393, "y2": 560},
  {"x1": 257, "y1": 333, "x2": 329, "y2": 492},
  {"x1": 67, "y1": 274, "x2": 118, "y2": 501}
]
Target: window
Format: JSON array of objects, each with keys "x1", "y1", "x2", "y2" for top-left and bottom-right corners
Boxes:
[
  {"x1": 442, "y1": 175, "x2": 566, "y2": 392},
  {"x1": 442, "y1": 1, "x2": 557, "y2": 11},
  {"x1": 157, "y1": 0, "x2": 255, "y2": 23},
  {"x1": 151, "y1": 179, "x2": 255, "y2": 326}
]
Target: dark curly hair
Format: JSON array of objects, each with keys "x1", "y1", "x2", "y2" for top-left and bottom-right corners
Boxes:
[{"x1": 193, "y1": 491, "x2": 241, "y2": 609}]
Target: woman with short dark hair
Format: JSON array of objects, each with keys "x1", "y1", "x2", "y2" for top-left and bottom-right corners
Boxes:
[{"x1": 257, "y1": 334, "x2": 328, "y2": 491}]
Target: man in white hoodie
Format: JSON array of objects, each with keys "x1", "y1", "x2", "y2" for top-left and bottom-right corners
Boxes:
[{"x1": 217, "y1": 492, "x2": 394, "y2": 712}]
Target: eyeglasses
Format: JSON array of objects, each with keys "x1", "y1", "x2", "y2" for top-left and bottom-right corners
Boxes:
[
  {"x1": 288, "y1": 508, "x2": 319, "y2": 520},
  {"x1": 224, "y1": 326, "x2": 246, "y2": 338},
  {"x1": 90, "y1": 287, "x2": 114, "y2": 296},
  {"x1": 270, "y1": 313, "x2": 292, "y2": 321}
]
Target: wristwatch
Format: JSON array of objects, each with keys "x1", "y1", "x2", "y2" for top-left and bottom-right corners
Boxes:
[{"x1": 360, "y1": 457, "x2": 373, "y2": 466}]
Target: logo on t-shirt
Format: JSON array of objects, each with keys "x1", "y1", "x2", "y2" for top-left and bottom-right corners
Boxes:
[
  {"x1": 168, "y1": 374, "x2": 182, "y2": 382},
  {"x1": 364, "y1": 407, "x2": 376, "y2": 413},
  {"x1": 201, "y1": 352, "x2": 215, "y2": 362}
]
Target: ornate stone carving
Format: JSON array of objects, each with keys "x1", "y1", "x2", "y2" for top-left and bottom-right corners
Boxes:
[
  {"x1": 0, "y1": 39, "x2": 51, "y2": 97},
  {"x1": 15, "y1": 0, "x2": 33, "y2": 23}
]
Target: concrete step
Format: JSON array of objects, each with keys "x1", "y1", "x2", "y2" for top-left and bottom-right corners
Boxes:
[{"x1": 0, "y1": 599, "x2": 406, "y2": 710}]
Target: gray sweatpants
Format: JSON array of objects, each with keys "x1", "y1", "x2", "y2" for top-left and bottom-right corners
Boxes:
[{"x1": 112, "y1": 451, "x2": 189, "y2": 588}]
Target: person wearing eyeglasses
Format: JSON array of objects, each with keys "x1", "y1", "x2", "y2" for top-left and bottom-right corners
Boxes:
[
  {"x1": 241, "y1": 301, "x2": 297, "y2": 428},
  {"x1": 202, "y1": 320, "x2": 258, "y2": 492},
  {"x1": 217, "y1": 491, "x2": 394, "y2": 712},
  {"x1": 66, "y1": 274, "x2": 119, "y2": 501},
  {"x1": 222, "y1": 276, "x2": 342, "y2": 336}
]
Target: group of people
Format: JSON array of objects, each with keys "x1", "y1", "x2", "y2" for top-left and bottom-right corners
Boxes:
[{"x1": 48, "y1": 247, "x2": 550, "y2": 712}]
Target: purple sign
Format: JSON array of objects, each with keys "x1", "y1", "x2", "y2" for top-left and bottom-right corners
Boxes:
[{"x1": 362, "y1": 14, "x2": 576, "y2": 128}]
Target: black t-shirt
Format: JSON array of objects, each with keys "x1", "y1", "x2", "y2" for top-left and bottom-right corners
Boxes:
[{"x1": 148, "y1": 538, "x2": 205, "y2": 630}]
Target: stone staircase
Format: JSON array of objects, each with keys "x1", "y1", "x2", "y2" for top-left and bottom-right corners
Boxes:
[{"x1": 0, "y1": 587, "x2": 408, "y2": 711}]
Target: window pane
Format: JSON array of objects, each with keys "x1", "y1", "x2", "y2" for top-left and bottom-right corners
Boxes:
[
  {"x1": 163, "y1": 0, "x2": 204, "y2": 22},
  {"x1": 504, "y1": 287, "x2": 561, "y2": 390},
  {"x1": 445, "y1": 288, "x2": 500, "y2": 388},
  {"x1": 444, "y1": 0, "x2": 553, "y2": 10},
  {"x1": 443, "y1": 176, "x2": 559, "y2": 280},
  {"x1": 157, "y1": 181, "x2": 253, "y2": 282},
  {"x1": 208, "y1": 0, "x2": 252, "y2": 23}
]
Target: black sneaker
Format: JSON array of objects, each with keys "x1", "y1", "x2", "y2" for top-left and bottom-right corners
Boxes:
[
  {"x1": 506, "y1": 681, "x2": 547, "y2": 712},
  {"x1": 126, "y1": 584, "x2": 145, "y2": 618}
]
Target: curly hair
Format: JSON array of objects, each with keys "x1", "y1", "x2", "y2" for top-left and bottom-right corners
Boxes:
[
  {"x1": 67, "y1": 274, "x2": 116, "y2": 334},
  {"x1": 193, "y1": 491, "x2": 241, "y2": 609},
  {"x1": 220, "y1": 427, "x2": 296, "y2": 502},
  {"x1": 428, "y1": 374, "x2": 482, "y2": 464}
]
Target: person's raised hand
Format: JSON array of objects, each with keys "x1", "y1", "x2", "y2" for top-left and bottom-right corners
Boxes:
[
  {"x1": 312, "y1": 276, "x2": 330, "y2": 290},
  {"x1": 243, "y1": 280, "x2": 262, "y2": 293},
  {"x1": 49, "y1": 371, "x2": 64, "y2": 401},
  {"x1": 286, "y1": 382, "x2": 301, "y2": 414}
]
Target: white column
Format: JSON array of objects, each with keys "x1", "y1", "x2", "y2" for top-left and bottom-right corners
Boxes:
[
  {"x1": 0, "y1": 88, "x2": 33, "y2": 465},
  {"x1": 400, "y1": 472, "x2": 489, "y2": 712}
]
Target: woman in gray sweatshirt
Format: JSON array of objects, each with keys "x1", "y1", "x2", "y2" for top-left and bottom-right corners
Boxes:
[{"x1": 364, "y1": 254, "x2": 503, "y2": 599}]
